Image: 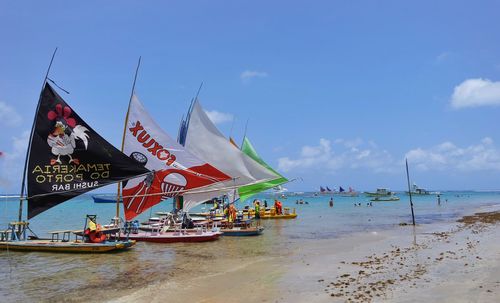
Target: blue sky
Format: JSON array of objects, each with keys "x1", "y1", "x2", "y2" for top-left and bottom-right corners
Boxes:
[{"x1": 1, "y1": 1, "x2": 500, "y2": 193}]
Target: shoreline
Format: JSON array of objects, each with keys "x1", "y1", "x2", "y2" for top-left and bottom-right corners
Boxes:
[
  {"x1": 110, "y1": 208, "x2": 500, "y2": 303},
  {"x1": 282, "y1": 210, "x2": 500, "y2": 303}
]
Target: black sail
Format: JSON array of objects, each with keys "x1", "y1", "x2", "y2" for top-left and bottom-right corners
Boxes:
[{"x1": 27, "y1": 83, "x2": 149, "y2": 219}]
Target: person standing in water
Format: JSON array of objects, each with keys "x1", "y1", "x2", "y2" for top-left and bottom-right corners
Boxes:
[
  {"x1": 437, "y1": 194, "x2": 441, "y2": 206},
  {"x1": 329, "y1": 197, "x2": 334, "y2": 207}
]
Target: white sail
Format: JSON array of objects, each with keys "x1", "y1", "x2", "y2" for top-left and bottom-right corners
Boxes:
[{"x1": 181, "y1": 101, "x2": 278, "y2": 211}]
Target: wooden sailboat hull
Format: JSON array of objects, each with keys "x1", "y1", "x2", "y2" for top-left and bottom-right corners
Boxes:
[
  {"x1": 120, "y1": 231, "x2": 221, "y2": 243},
  {"x1": 245, "y1": 209, "x2": 298, "y2": 219},
  {"x1": 370, "y1": 197, "x2": 400, "y2": 202},
  {"x1": 0, "y1": 239, "x2": 135, "y2": 253},
  {"x1": 259, "y1": 213, "x2": 298, "y2": 219},
  {"x1": 221, "y1": 226, "x2": 264, "y2": 236},
  {"x1": 92, "y1": 196, "x2": 123, "y2": 203}
]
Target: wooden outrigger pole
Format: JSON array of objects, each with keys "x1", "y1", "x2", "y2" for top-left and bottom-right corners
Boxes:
[
  {"x1": 405, "y1": 158, "x2": 416, "y2": 226},
  {"x1": 18, "y1": 48, "x2": 58, "y2": 226},
  {"x1": 116, "y1": 57, "x2": 142, "y2": 218}
]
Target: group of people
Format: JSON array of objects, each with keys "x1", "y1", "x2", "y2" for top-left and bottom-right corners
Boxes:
[
  {"x1": 252, "y1": 199, "x2": 283, "y2": 218},
  {"x1": 353, "y1": 202, "x2": 373, "y2": 207},
  {"x1": 210, "y1": 197, "x2": 238, "y2": 223}
]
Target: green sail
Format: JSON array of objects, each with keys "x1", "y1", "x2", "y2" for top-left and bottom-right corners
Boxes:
[{"x1": 238, "y1": 137, "x2": 288, "y2": 202}]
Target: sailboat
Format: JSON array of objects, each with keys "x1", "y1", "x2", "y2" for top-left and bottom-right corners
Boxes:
[
  {"x1": 340, "y1": 186, "x2": 359, "y2": 197},
  {"x1": 178, "y1": 100, "x2": 279, "y2": 212},
  {"x1": 238, "y1": 136, "x2": 296, "y2": 219},
  {"x1": 177, "y1": 100, "x2": 288, "y2": 231},
  {"x1": 115, "y1": 94, "x2": 230, "y2": 243},
  {"x1": 0, "y1": 81, "x2": 149, "y2": 253}
]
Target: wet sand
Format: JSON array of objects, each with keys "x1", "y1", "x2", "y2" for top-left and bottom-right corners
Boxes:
[{"x1": 111, "y1": 211, "x2": 500, "y2": 303}]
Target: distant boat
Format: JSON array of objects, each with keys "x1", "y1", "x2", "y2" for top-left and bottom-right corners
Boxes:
[
  {"x1": 339, "y1": 186, "x2": 345, "y2": 193},
  {"x1": 320, "y1": 186, "x2": 326, "y2": 193},
  {"x1": 364, "y1": 188, "x2": 395, "y2": 197},
  {"x1": 406, "y1": 183, "x2": 431, "y2": 195},
  {"x1": 326, "y1": 186, "x2": 332, "y2": 192},
  {"x1": 371, "y1": 195, "x2": 400, "y2": 202},
  {"x1": 93, "y1": 195, "x2": 122, "y2": 203},
  {"x1": 273, "y1": 185, "x2": 288, "y2": 194},
  {"x1": 340, "y1": 186, "x2": 359, "y2": 197}
]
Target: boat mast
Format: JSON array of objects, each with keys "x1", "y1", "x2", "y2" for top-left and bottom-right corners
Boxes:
[
  {"x1": 232, "y1": 119, "x2": 250, "y2": 204},
  {"x1": 241, "y1": 119, "x2": 249, "y2": 147},
  {"x1": 18, "y1": 48, "x2": 58, "y2": 224},
  {"x1": 116, "y1": 57, "x2": 141, "y2": 218},
  {"x1": 405, "y1": 158, "x2": 416, "y2": 226}
]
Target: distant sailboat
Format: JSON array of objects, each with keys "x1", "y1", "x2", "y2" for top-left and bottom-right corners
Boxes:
[{"x1": 336, "y1": 186, "x2": 359, "y2": 197}]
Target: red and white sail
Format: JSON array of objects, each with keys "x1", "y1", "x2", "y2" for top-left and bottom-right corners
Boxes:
[{"x1": 122, "y1": 95, "x2": 231, "y2": 220}]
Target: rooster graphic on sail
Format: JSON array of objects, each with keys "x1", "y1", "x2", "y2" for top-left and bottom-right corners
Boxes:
[{"x1": 46, "y1": 104, "x2": 89, "y2": 165}]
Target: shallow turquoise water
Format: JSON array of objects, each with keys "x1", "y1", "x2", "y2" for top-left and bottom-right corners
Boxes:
[{"x1": 1, "y1": 191, "x2": 499, "y2": 302}]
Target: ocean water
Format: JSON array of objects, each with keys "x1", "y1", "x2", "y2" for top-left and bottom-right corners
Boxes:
[{"x1": 1, "y1": 191, "x2": 499, "y2": 302}]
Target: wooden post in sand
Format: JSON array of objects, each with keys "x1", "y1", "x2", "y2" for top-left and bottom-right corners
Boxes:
[{"x1": 405, "y1": 159, "x2": 416, "y2": 226}]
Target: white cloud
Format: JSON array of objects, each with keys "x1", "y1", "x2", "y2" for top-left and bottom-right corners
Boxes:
[
  {"x1": 240, "y1": 70, "x2": 268, "y2": 83},
  {"x1": 278, "y1": 138, "x2": 395, "y2": 174},
  {"x1": 405, "y1": 137, "x2": 500, "y2": 171},
  {"x1": 278, "y1": 137, "x2": 500, "y2": 176},
  {"x1": 0, "y1": 101, "x2": 22, "y2": 127},
  {"x1": 450, "y1": 78, "x2": 500, "y2": 109},
  {"x1": 0, "y1": 130, "x2": 30, "y2": 191},
  {"x1": 205, "y1": 110, "x2": 234, "y2": 124}
]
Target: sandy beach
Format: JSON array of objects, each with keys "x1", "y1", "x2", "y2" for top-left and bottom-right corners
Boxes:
[{"x1": 109, "y1": 209, "x2": 500, "y2": 303}]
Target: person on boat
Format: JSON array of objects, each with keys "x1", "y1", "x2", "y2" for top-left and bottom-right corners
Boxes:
[
  {"x1": 254, "y1": 200, "x2": 261, "y2": 219},
  {"x1": 274, "y1": 199, "x2": 283, "y2": 215},
  {"x1": 329, "y1": 198, "x2": 334, "y2": 207},
  {"x1": 228, "y1": 204, "x2": 237, "y2": 223},
  {"x1": 264, "y1": 200, "x2": 268, "y2": 209},
  {"x1": 84, "y1": 217, "x2": 106, "y2": 243},
  {"x1": 211, "y1": 198, "x2": 219, "y2": 212}
]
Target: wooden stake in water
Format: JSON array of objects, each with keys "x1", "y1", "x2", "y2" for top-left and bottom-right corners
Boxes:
[{"x1": 405, "y1": 158, "x2": 416, "y2": 226}]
